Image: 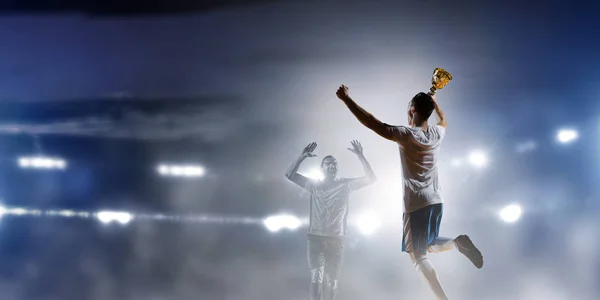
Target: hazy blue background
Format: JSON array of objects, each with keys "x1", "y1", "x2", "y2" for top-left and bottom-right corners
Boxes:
[{"x1": 0, "y1": 0, "x2": 598, "y2": 299}]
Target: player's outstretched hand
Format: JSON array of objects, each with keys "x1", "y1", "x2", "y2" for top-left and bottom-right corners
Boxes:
[
  {"x1": 302, "y1": 142, "x2": 318, "y2": 158},
  {"x1": 347, "y1": 140, "x2": 363, "y2": 155},
  {"x1": 336, "y1": 85, "x2": 349, "y2": 101}
]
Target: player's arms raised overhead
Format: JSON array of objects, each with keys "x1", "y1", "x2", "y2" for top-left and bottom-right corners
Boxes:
[
  {"x1": 429, "y1": 92, "x2": 447, "y2": 128},
  {"x1": 285, "y1": 142, "x2": 317, "y2": 189},
  {"x1": 336, "y1": 85, "x2": 398, "y2": 141},
  {"x1": 346, "y1": 140, "x2": 377, "y2": 190}
]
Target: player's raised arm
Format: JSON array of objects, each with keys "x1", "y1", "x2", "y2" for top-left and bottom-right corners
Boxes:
[
  {"x1": 285, "y1": 142, "x2": 318, "y2": 189},
  {"x1": 345, "y1": 140, "x2": 377, "y2": 191},
  {"x1": 336, "y1": 85, "x2": 399, "y2": 141},
  {"x1": 429, "y1": 92, "x2": 447, "y2": 128}
]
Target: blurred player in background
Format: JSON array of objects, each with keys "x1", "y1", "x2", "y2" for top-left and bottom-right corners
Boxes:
[{"x1": 285, "y1": 140, "x2": 376, "y2": 300}]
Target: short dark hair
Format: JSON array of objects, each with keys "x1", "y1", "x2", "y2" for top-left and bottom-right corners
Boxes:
[
  {"x1": 321, "y1": 155, "x2": 336, "y2": 166},
  {"x1": 410, "y1": 92, "x2": 435, "y2": 120}
]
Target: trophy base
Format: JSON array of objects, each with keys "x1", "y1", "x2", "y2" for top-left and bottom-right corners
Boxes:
[{"x1": 429, "y1": 87, "x2": 437, "y2": 95}]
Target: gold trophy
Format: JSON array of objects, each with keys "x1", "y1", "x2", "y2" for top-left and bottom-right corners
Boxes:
[{"x1": 429, "y1": 68, "x2": 453, "y2": 95}]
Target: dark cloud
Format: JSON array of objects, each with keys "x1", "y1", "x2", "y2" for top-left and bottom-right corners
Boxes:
[
  {"x1": 0, "y1": 0, "x2": 288, "y2": 15},
  {"x1": 0, "y1": 96, "x2": 247, "y2": 141}
]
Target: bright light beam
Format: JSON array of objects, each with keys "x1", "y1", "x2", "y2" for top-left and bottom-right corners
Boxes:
[
  {"x1": 96, "y1": 211, "x2": 134, "y2": 225},
  {"x1": 0, "y1": 204, "x2": 307, "y2": 233},
  {"x1": 468, "y1": 150, "x2": 488, "y2": 168},
  {"x1": 556, "y1": 128, "x2": 579, "y2": 144},
  {"x1": 263, "y1": 214, "x2": 302, "y2": 232},
  {"x1": 18, "y1": 156, "x2": 67, "y2": 170},
  {"x1": 157, "y1": 164, "x2": 205, "y2": 177},
  {"x1": 499, "y1": 204, "x2": 522, "y2": 223},
  {"x1": 355, "y1": 211, "x2": 382, "y2": 235},
  {"x1": 304, "y1": 169, "x2": 324, "y2": 181}
]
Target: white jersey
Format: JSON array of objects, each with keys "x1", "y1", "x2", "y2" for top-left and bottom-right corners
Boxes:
[
  {"x1": 393, "y1": 125, "x2": 446, "y2": 213},
  {"x1": 293, "y1": 177, "x2": 367, "y2": 237}
]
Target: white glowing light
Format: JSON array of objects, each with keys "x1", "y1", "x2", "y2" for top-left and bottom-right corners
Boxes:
[
  {"x1": 170, "y1": 166, "x2": 183, "y2": 176},
  {"x1": 157, "y1": 165, "x2": 169, "y2": 175},
  {"x1": 0, "y1": 205, "x2": 283, "y2": 229},
  {"x1": 356, "y1": 211, "x2": 382, "y2": 235},
  {"x1": 97, "y1": 211, "x2": 133, "y2": 225},
  {"x1": 10, "y1": 208, "x2": 28, "y2": 215},
  {"x1": 18, "y1": 156, "x2": 67, "y2": 170},
  {"x1": 263, "y1": 214, "x2": 302, "y2": 232},
  {"x1": 18, "y1": 158, "x2": 30, "y2": 167},
  {"x1": 499, "y1": 204, "x2": 522, "y2": 223},
  {"x1": 157, "y1": 164, "x2": 205, "y2": 177},
  {"x1": 304, "y1": 169, "x2": 324, "y2": 181},
  {"x1": 556, "y1": 128, "x2": 578, "y2": 144},
  {"x1": 55, "y1": 160, "x2": 67, "y2": 169},
  {"x1": 468, "y1": 150, "x2": 488, "y2": 168}
]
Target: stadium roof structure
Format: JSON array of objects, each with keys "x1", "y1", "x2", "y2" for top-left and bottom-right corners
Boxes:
[{"x1": 0, "y1": 0, "x2": 288, "y2": 16}]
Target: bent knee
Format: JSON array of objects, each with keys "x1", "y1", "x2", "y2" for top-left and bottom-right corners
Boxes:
[
  {"x1": 408, "y1": 251, "x2": 427, "y2": 267},
  {"x1": 311, "y1": 267, "x2": 324, "y2": 283},
  {"x1": 326, "y1": 278, "x2": 339, "y2": 290}
]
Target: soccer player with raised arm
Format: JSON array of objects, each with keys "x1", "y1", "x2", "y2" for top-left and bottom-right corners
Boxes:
[
  {"x1": 336, "y1": 85, "x2": 483, "y2": 300},
  {"x1": 285, "y1": 140, "x2": 376, "y2": 300}
]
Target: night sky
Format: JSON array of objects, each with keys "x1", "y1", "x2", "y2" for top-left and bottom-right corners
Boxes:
[{"x1": 0, "y1": 0, "x2": 598, "y2": 299}]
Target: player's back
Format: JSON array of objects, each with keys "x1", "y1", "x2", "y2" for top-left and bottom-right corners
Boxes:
[{"x1": 396, "y1": 125, "x2": 446, "y2": 213}]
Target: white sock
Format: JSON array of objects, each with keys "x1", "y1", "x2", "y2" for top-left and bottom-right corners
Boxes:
[
  {"x1": 427, "y1": 237, "x2": 456, "y2": 253},
  {"x1": 409, "y1": 251, "x2": 449, "y2": 300}
]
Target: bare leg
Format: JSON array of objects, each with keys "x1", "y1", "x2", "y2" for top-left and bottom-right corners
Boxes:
[
  {"x1": 427, "y1": 235, "x2": 483, "y2": 269},
  {"x1": 409, "y1": 251, "x2": 449, "y2": 300},
  {"x1": 427, "y1": 237, "x2": 456, "y2": 253},
  {"x1": 310, "y1": 267, "x2": 324, "y2": 300},
  {"x1": 323, "y1": 237, "x2": 344, "y2": 300},
  {"x1": 323, "y1": 273, "x2": 339, "y2": 300}
]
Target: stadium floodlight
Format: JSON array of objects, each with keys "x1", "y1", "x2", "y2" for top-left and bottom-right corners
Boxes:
[
  {"x1": 18, "y1": 156, "x2": 67, "y2": 170},
  {"x1": 467, "y1": 150, "x2": 488, "y2": 168},
  {"x1": 556, "y1": 128, "x2": 578, "y2": 144},
  {"x1": 263, "y1": 214, "x2": 302, "y2": 233},
  {"x1": 499, "y1": 204, "x2": 522, "y2": 223},
  {"x1": 96, "y1": 211, "x2": 134, "y2": 225},
  {"x1": 156, "y1": 164, "x2": 205, "y2": 178},
  {"x1": 356, "y1": 211, "x2": 382, "y2": 236}
]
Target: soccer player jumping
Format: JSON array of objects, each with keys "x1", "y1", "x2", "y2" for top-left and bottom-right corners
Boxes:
[
  {"x1": 285, "y1": 140, "x2": 376, "y2": 300},
  {"x1": 336, "y1": 85, "x2": 483, "y2": 300}
]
